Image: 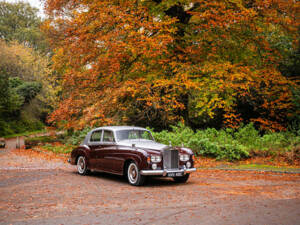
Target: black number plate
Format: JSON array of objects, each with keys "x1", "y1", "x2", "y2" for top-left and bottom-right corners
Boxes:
[{"x1": 168, "y1": 172, "x2": 183, "y2": 177}]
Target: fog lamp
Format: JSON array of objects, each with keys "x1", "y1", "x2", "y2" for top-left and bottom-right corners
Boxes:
[
  {"x1": 186, "y1": 161, "x2": 191, "y2": 168},
  {"x1": 152, "y1": 163, "x2": 157, "y2": 170}
]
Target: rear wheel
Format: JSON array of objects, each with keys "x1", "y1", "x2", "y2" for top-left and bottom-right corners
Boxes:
[
  {"x1": 173, "y1": 174, "x2": 190, "y2": 183},
  {"x1": 127, "y1": 162, "x2": 145, "y2": 186},
  {"x1": 77, "y1": 156, "x2": 89, "y2": 175}
]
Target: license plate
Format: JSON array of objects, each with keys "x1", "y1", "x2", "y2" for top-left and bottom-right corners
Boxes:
[{"x1": 168, "y1": 172, "x2": 183, "y2": 177}]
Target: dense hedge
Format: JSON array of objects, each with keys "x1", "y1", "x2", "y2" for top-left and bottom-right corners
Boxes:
[{"x1": 150, "y1": 123, "x2": 300, "y2": 161}]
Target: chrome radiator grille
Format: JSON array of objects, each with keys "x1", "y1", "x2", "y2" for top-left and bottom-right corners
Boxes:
[{"x1": 163, "y1": 149, "x2": 179, "y2": 169}]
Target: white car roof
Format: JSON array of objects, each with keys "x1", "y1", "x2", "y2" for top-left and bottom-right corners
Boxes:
[{"x1": 93, "y1": 126, "x2": 148, "y2": 131}]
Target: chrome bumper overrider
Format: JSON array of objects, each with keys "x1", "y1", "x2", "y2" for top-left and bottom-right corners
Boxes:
[{"x1": 140, "y1": 168, "x2": 196, "y2": 176}]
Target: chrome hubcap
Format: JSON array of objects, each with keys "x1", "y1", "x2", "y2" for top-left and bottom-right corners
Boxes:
[
  {"x1": 128, "y1": 163, "x2": 138, "y2": 184},
  {"x1": 77, "y1": 156, "x2": 85, "y2": 174}
]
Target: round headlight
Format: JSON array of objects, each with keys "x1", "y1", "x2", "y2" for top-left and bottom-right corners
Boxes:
[
  {"x1": 151, "y1": 155, "x2": 161, "y2": 163},
  {"x1": 186, "y1": 161, "x2": 191, "y2": 168},
  {"x1": 152, "y1": 163, "x2": 157, "y2": 170},
  {"x1": 180, "y1": 154, "x2": 189, "y2": 161}
]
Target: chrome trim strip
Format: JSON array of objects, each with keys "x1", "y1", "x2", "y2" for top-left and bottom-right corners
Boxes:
[{"x1": 140, "y1": 168, "x2": 196, "y2": 176}]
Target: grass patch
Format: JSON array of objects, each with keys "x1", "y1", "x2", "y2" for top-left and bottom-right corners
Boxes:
[
  {"x1": 228, "y1": 164, "x2": 300, "y2": 173},
  {"x1": 41, "y1": 143, "x2": 75, "y2": 155},
  {"x1": 235, "y1": 164, "x2": 284, "y2": 169}
]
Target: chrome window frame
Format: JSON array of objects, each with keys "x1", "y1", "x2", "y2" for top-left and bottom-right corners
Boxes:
[{"x1": 87, "y1": 129, "x2": 103, "y2": 146}]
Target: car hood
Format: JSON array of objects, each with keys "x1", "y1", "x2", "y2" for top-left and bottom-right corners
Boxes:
[{"x1": 117, "y1": 140, "x2": 167, "y2": 151}]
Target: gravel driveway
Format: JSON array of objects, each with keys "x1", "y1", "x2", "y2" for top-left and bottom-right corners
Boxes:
[{"x1": 0, "y1": 138, "x2": 299, "y2": 225}]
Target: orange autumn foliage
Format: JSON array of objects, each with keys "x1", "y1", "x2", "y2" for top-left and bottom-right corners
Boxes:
[{"x1": 43, "y1": 0, "x2": 299, "y2": 130}]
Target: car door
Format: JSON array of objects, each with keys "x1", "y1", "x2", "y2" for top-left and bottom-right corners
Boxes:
[
  {"x1": 99, "y1": 130, "x2": 123, "y2": 174},
  {"x1": 87, "y1": 129, "x2": 103, "y2": 170}
]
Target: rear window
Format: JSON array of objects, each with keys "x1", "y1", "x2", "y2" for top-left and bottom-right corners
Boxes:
[{"x1": 90, "y1": 130, "x2": 102, "y2": 142}]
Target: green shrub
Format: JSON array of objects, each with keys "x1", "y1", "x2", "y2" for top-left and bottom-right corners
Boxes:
[
  {"x1": 235, "y1": 123, "x2": 259, "y2": 147},
  {"x1": 190, "y1": 129, "x2": 249, "y2": 161},
  {"x1": 151, "y1": 123, "x2": 249, "y2": 161},
  {"x1": 150, "y1": 123, "x2": 194, "y2": 147},
  {"x1": 16, "y1": 81, "x2": 42, "y2": 103},
  {"x1": 0, "y1": 119, "x2": 14, "y2": 136},
  {"x1": 0, "y1": 118, "x2": 44, "y2": 137}
]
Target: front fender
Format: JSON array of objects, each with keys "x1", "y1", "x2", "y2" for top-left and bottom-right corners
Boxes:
[{"x1": 121, "y1": 149, "x2": 149, "y2": 172}]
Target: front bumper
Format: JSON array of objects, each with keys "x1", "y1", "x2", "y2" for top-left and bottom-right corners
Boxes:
[{"x1": 140, "y1": 168, "x2": 196, "y2": 176}]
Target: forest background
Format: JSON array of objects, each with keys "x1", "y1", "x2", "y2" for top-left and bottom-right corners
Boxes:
[{"x1": 0, "y1": 0, "x2": 299, "y2": 162}]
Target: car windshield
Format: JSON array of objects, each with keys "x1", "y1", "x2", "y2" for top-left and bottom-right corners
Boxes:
[{"x1": 116, "y1": 129, "x2": 154, "y2": 141}]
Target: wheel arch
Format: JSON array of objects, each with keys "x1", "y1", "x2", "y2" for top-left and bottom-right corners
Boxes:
[
  {"x1": 73, "y1": 147, "x2": 91, "y2": 168},
  {"x1": 123, "y1": 158, "x2": 136, "y2": 176}
]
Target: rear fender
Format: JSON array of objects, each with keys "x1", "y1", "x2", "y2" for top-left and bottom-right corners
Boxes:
[{"x1": 71, "y1": 146, "x2": 91, "y2": 168}]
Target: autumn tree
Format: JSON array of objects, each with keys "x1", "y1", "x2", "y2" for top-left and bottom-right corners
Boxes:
[{"x1": 44, "y1": 0, "x2": 299, "y2": 131}]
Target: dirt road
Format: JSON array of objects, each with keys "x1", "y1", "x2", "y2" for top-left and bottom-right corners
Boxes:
[{"x1": 0, "y1": 138, "x2": 299, "y2": 225}]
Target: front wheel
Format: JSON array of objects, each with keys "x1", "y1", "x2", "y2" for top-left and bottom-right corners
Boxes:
[
  {"x1": 77, "y1": 156, "x2": 89, "y2": 175},
  {"x1": 173, "y1": 174, "x2": 190, "y2": 183},
  {"x1": 127, "y1": 162, "x2": 145, "y2": 186}
]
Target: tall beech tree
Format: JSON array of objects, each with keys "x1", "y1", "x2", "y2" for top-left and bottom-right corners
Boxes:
[{"x1": 44, "y1": 0, "x2": 299, "y2": 131}]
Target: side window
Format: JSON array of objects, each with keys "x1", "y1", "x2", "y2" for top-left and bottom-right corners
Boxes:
[
  {"x1": 103, "y1": 130, "x2": 115, "y2": 142},
  {"x1": 90, "y1": 130, "x2": 102, "y2": 142}
]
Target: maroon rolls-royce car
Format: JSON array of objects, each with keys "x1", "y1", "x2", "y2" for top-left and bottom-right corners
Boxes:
[{"x1": 68, "y1": 126, "x2": 196, "y2": 186}]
